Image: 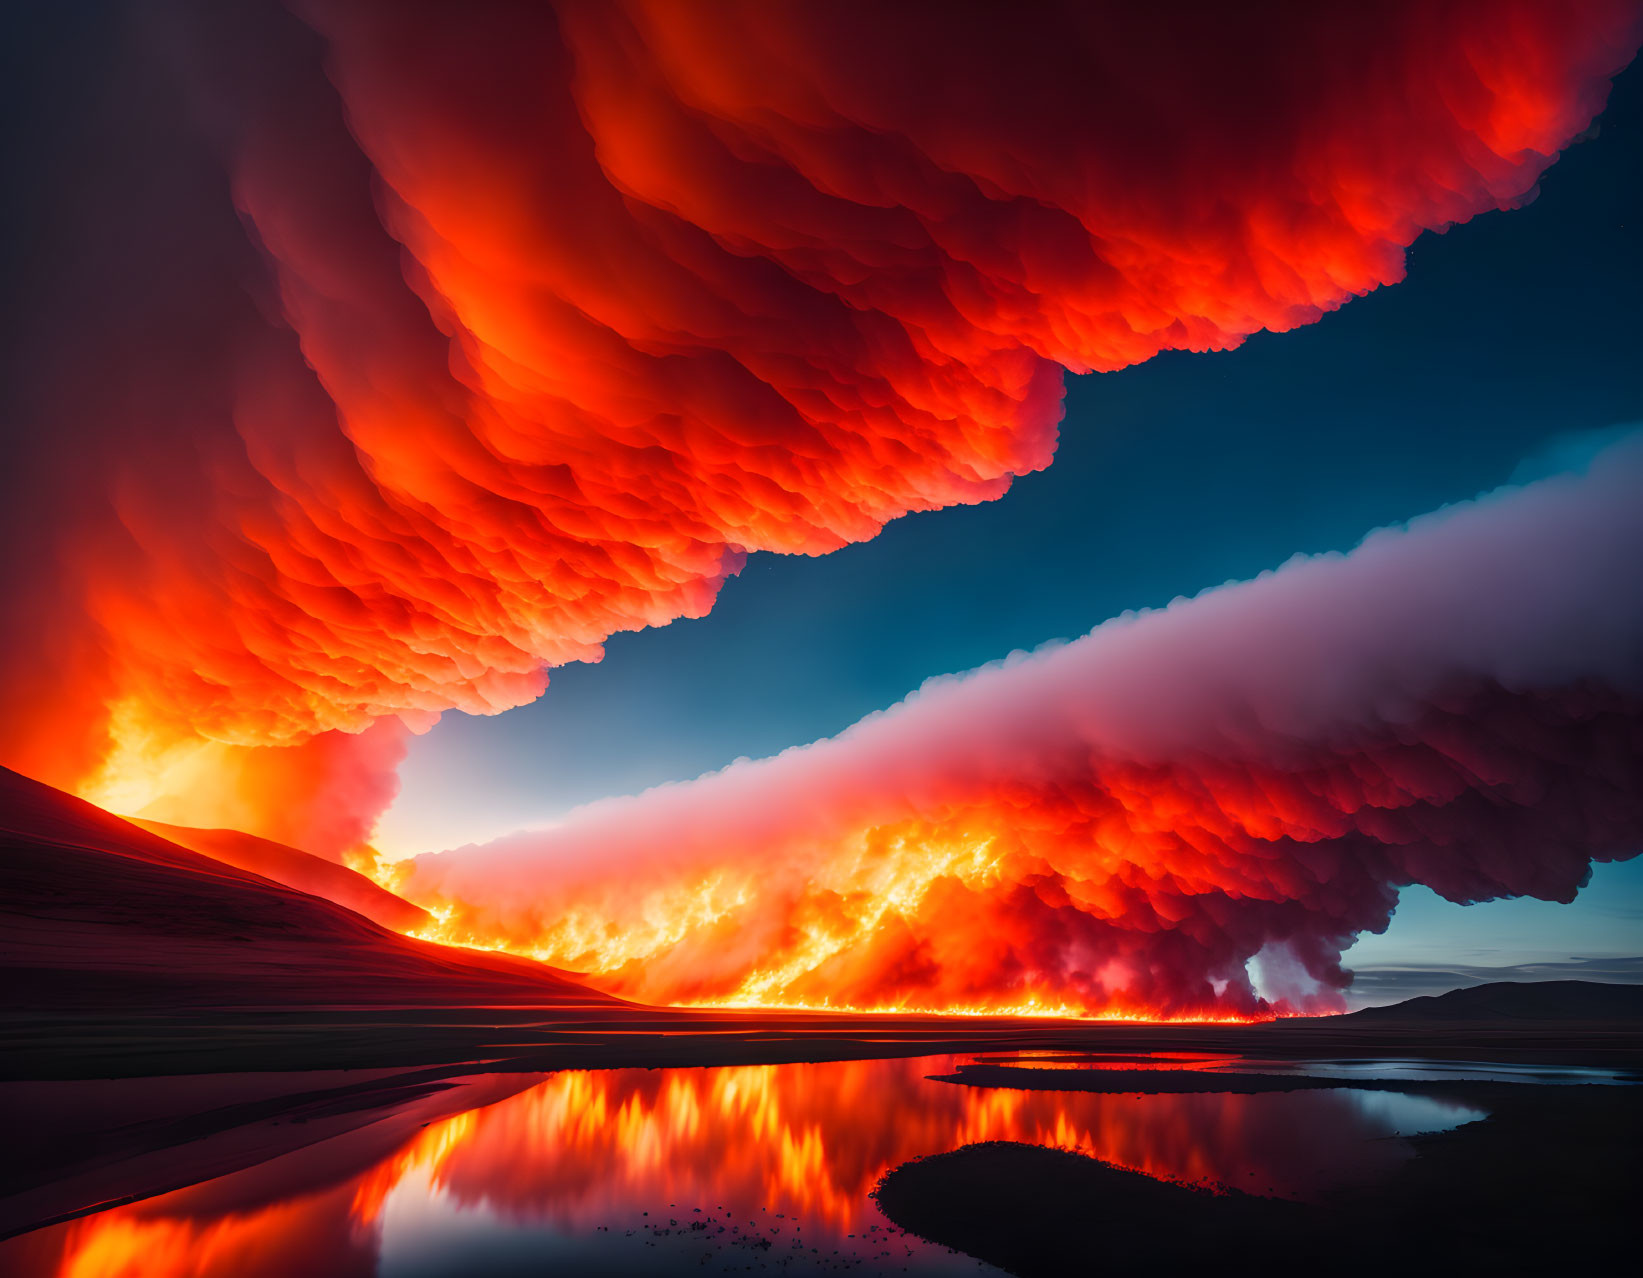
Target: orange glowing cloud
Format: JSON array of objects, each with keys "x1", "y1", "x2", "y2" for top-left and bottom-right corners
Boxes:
[
  {"x1": 0, "y1": 1, "x2": 1637, "y2": 851},
  {"x1": 399, "y1": 434, "x2": 1643, "y2": 1017}
]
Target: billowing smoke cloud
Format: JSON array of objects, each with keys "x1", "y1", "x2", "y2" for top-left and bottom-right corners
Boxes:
[
  {"x1": 1, "y1": 1, "x2": 1637, "y2": 853},
  {"x1": 402, "y1": 432, "x2": 1643, "y2": 1017}
]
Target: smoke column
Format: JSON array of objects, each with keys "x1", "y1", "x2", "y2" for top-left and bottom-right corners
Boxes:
[
  {"x1": 0, "y1": 1, "x2": 1637, "y2": 853},
  {"x1": 402, "y1": 432, "x2": 1643, "y2": 1017}
]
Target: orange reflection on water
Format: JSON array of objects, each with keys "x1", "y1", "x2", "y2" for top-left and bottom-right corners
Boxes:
[
  {"x1": 44, "y1": 1187, "x2": 371, "y2": 1278},
  {"x1": 14, "y1": 1055, "x2": 1483, "y2": 1277}
]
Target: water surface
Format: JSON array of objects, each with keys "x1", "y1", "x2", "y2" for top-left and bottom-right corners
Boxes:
[
  {"x1": 2, "y1": 1053, "x2": 1487, "y2": 1277},
  {"x1": 982, "y1": 1050, "x2": 1637, "y2": 1084}
]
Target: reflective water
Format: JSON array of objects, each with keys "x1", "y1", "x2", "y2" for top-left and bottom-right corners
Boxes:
[
  {"x1": 988, "y1": 1051, "x2": 1638, "y2": 1084},
  {"x1": 1236, "y1": 1059, "x2": 1636, "y2": 1084},
  {"x1": 3, "y1": 1054, "x2": 1487, "y2": 1277}
]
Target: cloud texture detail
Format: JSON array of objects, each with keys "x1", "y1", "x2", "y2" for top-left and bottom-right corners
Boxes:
[
  {"x1": 402, "y1": 432, "x2": 1643, "y2": 1016},
  {"x1": 0, "y1": 0, "x2": 1637, "y2": 853}
]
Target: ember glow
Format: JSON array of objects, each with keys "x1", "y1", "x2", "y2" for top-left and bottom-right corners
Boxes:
[
  {"x1": 2, "y1": 0, "x2": 1638, "y2": 860},
  {"x1": 401, "y1": 435, "x2": 1643, "y2": 1017}
]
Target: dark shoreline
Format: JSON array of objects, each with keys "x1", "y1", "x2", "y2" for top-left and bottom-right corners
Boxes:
[
  {"x1": 875, "y1": 1080, "x2": 1643, "y2": 1275},
  {"x1": 9, "y1": 1002, "x2": 1642, "y2": 1082}
]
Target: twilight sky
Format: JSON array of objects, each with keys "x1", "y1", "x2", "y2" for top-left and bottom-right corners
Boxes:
[{"x1": 375, "y1": 58, "x2": 1643, "y2": 989}]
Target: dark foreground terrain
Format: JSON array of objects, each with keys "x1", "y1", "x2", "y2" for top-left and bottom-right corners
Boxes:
[
  {"x1": 864, "y1": 986, "x2": 1642, "y2": 1274},
  {"x1": 876, "y1": 1082, "x2": 1641, "y2": 1275},
  {"x1": 0, "y1": 766, "x2": 616, "y2": 1014}
]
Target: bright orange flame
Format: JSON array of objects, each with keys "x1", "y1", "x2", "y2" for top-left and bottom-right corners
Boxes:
[
  {"x1": 402, "y1": 791, "x2": 1357, "y2": 1017},
  {"x1": 678, "y1": 999, "x2": 1272, "y2": 1025}
]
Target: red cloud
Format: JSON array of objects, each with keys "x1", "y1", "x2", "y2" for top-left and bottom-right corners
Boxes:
[{"x1": 0, "y1": 1, "x2": 1636, "y2": 857}]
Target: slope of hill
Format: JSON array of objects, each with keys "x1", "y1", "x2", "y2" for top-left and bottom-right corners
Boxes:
[
  {"x1": 0, "y1": 767, "x2": 619, "y2": 1011},
  {"x1": 131, "y1": 817, "x2": 430, "y2": 933},
  {"x1": 1344, "y1": 980, "x2": 1643, "y2": 1024}
]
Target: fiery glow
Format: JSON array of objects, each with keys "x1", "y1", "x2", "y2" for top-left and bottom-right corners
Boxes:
[
  {"x1": 12, "y1": 1056, "x2": 1484, "y2": 1277},
  {"x1": 402, "y1": 819, "x2": 1295, "y2": 1019},
  {"x1": 677, "y1": 1000, "x2": 1271, "y2": 1026},
  {"x1": 1, "y1": 1, "x2": 1636, "y2": 855},
  {"x1": 402, "y1": 439, "x2": 1643, "y2": 1018}
]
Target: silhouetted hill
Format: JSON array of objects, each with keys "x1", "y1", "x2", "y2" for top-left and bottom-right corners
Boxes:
[
  {"x1": 0, "y1": 767, "x2": 620, "y2": 1011},
  {"x1": 131, "y1": 817, "x2": 430, "y2": 933},
  {"x1": 1346, "y1": 980, "x2": 1643, "y2": 1023}
]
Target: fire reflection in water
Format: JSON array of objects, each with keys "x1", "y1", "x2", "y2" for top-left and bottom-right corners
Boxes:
[{"x1": 13, "y1": 1055, "x2": 1484, "y2": 1277}]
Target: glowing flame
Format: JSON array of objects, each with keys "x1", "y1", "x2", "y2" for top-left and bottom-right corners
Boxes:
[
  {"x1": 401, "y1": 812, "x2": 1328, "y2": 1018},
  {"x1": 76, "y1": 699, "x2": 219, "y2": 821}
]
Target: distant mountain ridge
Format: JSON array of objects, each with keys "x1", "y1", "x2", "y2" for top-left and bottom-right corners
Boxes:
[
  {"x1": 0, "y1": 766, "x2": 619, "y2": 1011},
  {"x1": 131, "y1": 817, "x2": 430, "y2": 934},
  {"x1": 1346, "y1": 980, "x2": 1643, "y2": 1023}
]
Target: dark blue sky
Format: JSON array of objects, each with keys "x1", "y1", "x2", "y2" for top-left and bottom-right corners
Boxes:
[{"x1": 382, "y1": 64, "x2": 1643, "y2": 978}]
